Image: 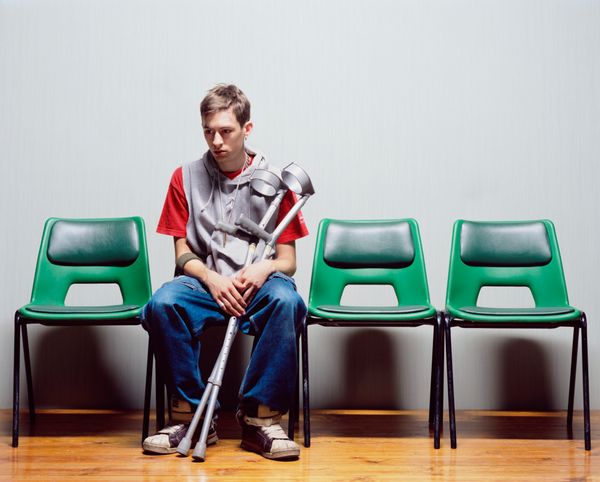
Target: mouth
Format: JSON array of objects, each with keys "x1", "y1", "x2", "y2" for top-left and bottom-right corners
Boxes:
[{"x1": 213, "y1": 149, "x2": 227, "y2": 157}]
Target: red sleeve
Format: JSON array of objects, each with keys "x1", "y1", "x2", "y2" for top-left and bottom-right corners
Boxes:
[
  {"x1": 275, "y1": 190, "x2": 309, "y2": 244},
  {"x1": 157, "y1": 167, "x2": 188, "y2": 237}
]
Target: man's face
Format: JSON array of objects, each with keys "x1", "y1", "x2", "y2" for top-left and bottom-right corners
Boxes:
[{"x1": 202, "y1": 107, "x2": 253, "y2": 170}]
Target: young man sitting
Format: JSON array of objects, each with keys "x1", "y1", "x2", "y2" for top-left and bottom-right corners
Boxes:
[{"x1": 142, "y1": 84, "x2": 308, "y2": 460}]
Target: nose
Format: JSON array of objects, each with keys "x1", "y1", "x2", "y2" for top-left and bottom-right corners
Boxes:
[{"x1": 212, "y1": 132, "x2": 223, "y2": 147}]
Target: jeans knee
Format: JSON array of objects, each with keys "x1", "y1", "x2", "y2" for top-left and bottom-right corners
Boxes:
[
  {"x1": 142, "y1": 283, "x2": 181, "y2": 329},
  {"x1": 268, "y1": 282, "x2": 304, "y2": 312},
  {"x1": 264, "y1": 283, "x2": 307, "y2": 335}
]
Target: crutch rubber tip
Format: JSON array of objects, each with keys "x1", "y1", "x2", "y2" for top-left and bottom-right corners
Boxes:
[
  {"x1": 176, "y1": 438, "x2": 191, "y2": 456},
  {"x1": 192, "y1": 443, "x2": 207, "y2": 461}
]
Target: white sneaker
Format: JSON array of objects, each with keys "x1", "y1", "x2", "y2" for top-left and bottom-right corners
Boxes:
[
  {"x1": 237, "y1": 409, "x2": 300, "y2": 460},
  {"x1": 142, "y1": 422, "x2": 218, "y2": 454}
]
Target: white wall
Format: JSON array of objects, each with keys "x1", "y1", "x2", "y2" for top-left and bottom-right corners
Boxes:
[{"x1": 1, "y1": 0, "x2": 599, "y2": 411}]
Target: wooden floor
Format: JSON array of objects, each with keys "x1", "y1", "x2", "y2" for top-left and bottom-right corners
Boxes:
[{"x1": 1, "y1": 409, "x2": 598, "y2": 481}]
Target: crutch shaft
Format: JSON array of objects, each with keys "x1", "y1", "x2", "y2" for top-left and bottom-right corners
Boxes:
[
  {"x1": 177, "y1": 316, "x2": 239, "y2": 456},
  {"x1": 267, "y1": 194, "x2": 309, "y2": 247},
  {"x1": 176, "y1": 367, "x2": 216, "y2": 455},
  {"x1": 209, "y1": 316, "x2": 239, "y2": 385},
  {"x1": 192, "y1": 386, "x2": 221, "y2": 460}
]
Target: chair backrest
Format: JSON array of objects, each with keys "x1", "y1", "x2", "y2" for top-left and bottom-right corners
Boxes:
[
  {"x1": 29, "y1": 217, "x2": 152, "y2": 307},
  {"x1": 308, "y1": 219, "x2": 432, "y2": 308},
  {"x1": 445, "y1": 220, "x2": 570, "y2": 309}
]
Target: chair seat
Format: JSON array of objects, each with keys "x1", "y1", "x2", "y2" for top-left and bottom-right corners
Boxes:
[
  {"x1": 448, "y1": 304, "x2": 580, "y2": 323},
  {"x1": 19, "y1": 304, "x2": 142, "y2": 322},
  {"x1": 317, "y1": 304, "x2": 431, "y2": 315},
  {"x1": 459, "y1": 306, "x2": 575, "y2": 316},
  {"x1": 24, "y1": 304, "x2": 140, "y2": 314}
]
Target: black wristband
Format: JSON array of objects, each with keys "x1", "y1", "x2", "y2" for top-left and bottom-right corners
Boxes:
[{"x1": 176, "y1": 252, "x2": 201, "y2": 272}]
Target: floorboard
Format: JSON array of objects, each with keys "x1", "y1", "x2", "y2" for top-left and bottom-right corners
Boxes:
[{"x1": 1, "y1": 409, "x2": 598, "y2": 481}]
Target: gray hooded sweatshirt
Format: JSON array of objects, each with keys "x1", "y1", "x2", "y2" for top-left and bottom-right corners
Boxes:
[{"x1": 182, "y1": 147, "x2": 280, "y2": 277}]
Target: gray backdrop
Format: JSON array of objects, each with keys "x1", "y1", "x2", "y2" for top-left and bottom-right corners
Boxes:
[{"x1": 1, "y1": 0, "x2": 599, "y2": 411}]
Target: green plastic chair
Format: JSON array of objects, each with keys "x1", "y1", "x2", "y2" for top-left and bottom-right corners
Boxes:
[
  {"x1": 444, "y1": 219, "x2": 590, "y2": 450},
  {"x1": 13, "y1": 217, "x2": 152, "y2": 447},
  {"x1": 302, "y1": 219, "x2": 442, "y2": 448}
]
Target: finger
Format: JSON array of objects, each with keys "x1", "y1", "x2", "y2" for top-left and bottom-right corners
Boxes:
[
  {"x1": 232, "y1": 278, "x2": 246, "y2": 291},
  {"x1": 243, "y1": 285, "x2": 256, "y2": 303},
  {"x1": 223, "y1": 292, "x2": 246, "y2": 316},
  {"x1": 219, "y1": 297, "x2": 244, "y2": 317},
  {"x1": 227, "y1": 285, "x2": 247, "y2": 308}
]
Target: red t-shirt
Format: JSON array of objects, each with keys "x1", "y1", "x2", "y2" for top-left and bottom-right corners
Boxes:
[{"x1": 157, "y1": 164, "x2": 308, "y2": 244}]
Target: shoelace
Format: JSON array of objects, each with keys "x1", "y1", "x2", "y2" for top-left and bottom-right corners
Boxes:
[
  {"x1": 158, "y1": 423, "x2": 187, "y2": 434},
  {"x1": 261, "y1": 424, "x2": 288, "y2": 440}
]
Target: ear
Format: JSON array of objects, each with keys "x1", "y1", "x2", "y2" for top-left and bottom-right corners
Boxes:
[{"x1": 243, "y1": 120, "x2": 253, "y2": 138}]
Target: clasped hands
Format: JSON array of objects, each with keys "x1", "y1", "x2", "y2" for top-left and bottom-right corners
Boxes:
[{"x1": 205, "y1": 259, "x2": 275, "y2": 317}]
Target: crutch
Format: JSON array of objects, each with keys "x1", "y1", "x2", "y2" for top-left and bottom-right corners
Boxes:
[
  {"x1": 214, "y1": 167, "x2": 285, "y2": 264},
  {"x1": 176, "y1": 168, "x2": 285, "y2": 460},
  {"x1": 177, "y1": 163, "x2": 314, "y2": 461},
  {"x1": 237, "y1": 163, "x2": 315, "y2": 260}
]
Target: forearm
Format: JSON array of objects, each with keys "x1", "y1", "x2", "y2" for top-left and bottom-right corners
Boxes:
[
  {"x1": 273, "y1": 241, "x2": 297, "y2": 276},
  {"x1": 253, "y1": 242, "x2": 297, "y2": 278},
  {"x1": 174, "y1": 237, "x2": 214, "y2": 284},
  {"x1": 270, "y1": 255, "x2": 296, "y2": 277}
]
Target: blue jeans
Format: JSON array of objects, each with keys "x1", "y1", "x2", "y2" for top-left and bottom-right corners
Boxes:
[{"x1": 142, "y1": 272, "x2": 306, "y2": 414}]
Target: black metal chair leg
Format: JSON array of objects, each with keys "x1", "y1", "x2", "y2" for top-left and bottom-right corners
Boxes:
[
  {"x1": 12, "y1": 313, "x2": 21, "y2": 448},
  {"x1": 288, "y1": 335, "x2": 300, "y2": 440},
  {"x1": 155, "y1": 355, "x2": 165, "y2": 431},
  {"x1": 581, "y1": 313, "x2": 591, "y2": 451},
  {"x1": 142, "y1": 339, "x2": 153, "y2": 443},
  {"x1": 567, "y1": 326, "x2": 579, "y2": 429},
  {"x1": 166, "y1": 385, "x2": 172, "y2": 423},
  {"x1": 301, "y1": 318, "x2": 311, "y2": 447},
  {"x1": 433, "y1": 312, "x2": 444, "y2": 449},
  {"x1": 21, "y1": 324, "x2": 35, "y2": 423},
  {"x1": 288, "y1": 362, "x2": 299, "y2": 440},
  {"x1": 444, "y1": 315, "x2": 457, "y2": 449},
  {"x1": 428, "y1": 315, "x2": 438, "y2": 428}
]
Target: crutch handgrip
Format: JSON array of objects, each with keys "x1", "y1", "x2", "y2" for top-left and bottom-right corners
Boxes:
[
  {"x1": 236, "y1": 214, "x2": 271, "y2": 241},
  {"x1": 214, "y1": 221, "x2": 238, "y2": 235}
]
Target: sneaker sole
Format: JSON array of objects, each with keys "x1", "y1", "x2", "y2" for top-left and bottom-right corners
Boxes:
[
  {"x1": 240, "y1": 440, "x2": 299, "y2": 460},
  {"x1": 143, "y1": 431, "x2": 218, "y2": 455},
  {"x1": 206, "y1": 431, "x2": 219, "y2": 446},
  {"x1": 142, "y1": 442, "x2": 176, "y2": 455}
]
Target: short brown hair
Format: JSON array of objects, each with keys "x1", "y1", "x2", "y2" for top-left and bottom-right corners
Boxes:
[{"x1": 200, "y1": 84, "x2": 251, "y2": 126}]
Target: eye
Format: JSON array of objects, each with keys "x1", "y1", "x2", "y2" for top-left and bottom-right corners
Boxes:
[
  {"x1": 203, "y1": 128, "x2": 212, "y2": 135},
  {"x1": 221, "y1": 129, "x2": 232, "y2": 135}
]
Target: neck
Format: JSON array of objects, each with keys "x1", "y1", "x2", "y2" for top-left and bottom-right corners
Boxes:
[{"x1": 220, "y1": 150, "x2": 248, "y2": 173}]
